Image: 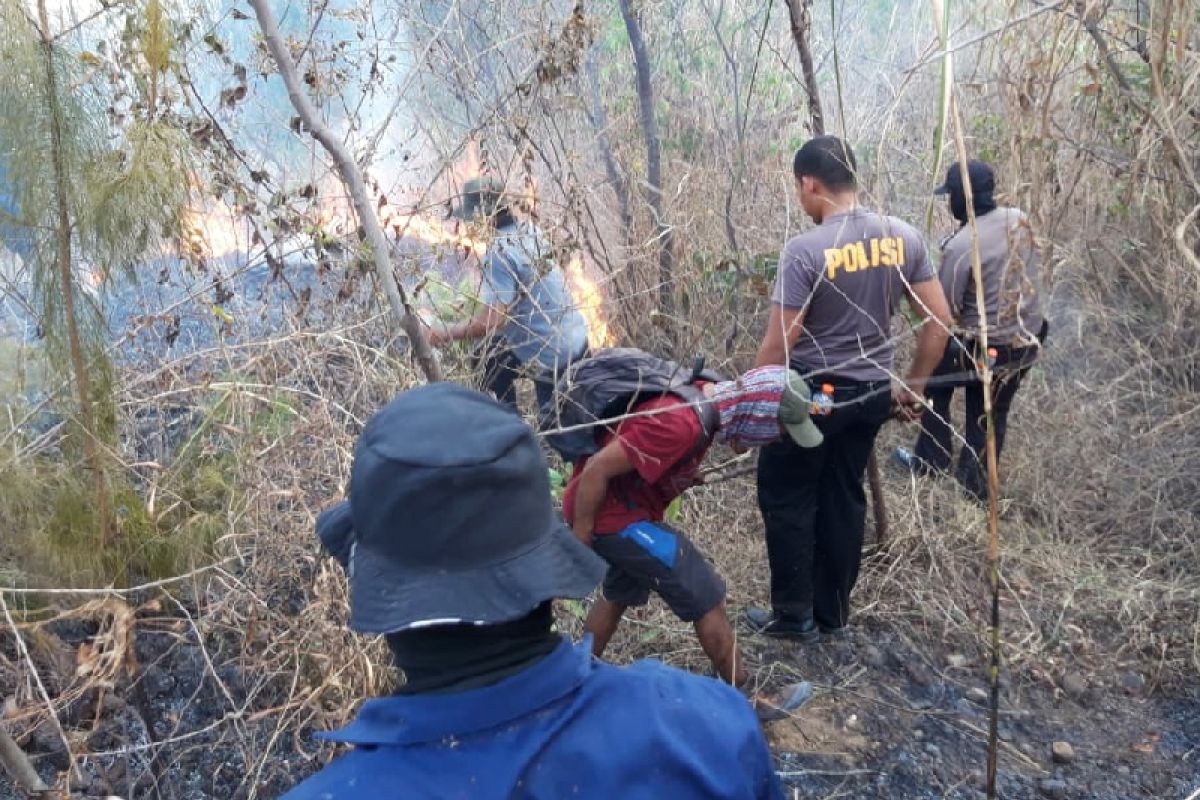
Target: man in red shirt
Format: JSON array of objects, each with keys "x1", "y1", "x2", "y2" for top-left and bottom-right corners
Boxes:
[{"x1": 563, "y1": 365, "x2": 821, "y2": 692}]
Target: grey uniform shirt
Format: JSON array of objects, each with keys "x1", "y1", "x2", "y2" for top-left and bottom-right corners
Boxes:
[
  {"x1": 773, "y1": 208, "x2": 935, "y2": 382},
  {"x1": 939, "y1": 207, "x2": 1044, "y2": 345},
  {"x1": 480, "y1": 222, "x2": 589, "y2": 372}
]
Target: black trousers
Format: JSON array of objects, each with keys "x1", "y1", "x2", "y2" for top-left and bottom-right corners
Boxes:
[
  {"x1": 756, "y1": 375, "x2": 892, "y2": 629},
  {"x1": 912, "y1": 337, "x2": 1040, "y2": 499},
  {"x1": 473, "y1": 338, "x2": 585, "y2": 413}
]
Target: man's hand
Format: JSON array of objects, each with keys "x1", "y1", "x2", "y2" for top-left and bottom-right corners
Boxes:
[{"x1": 891, "y1": 385, "x2": 927, "y2": 422}]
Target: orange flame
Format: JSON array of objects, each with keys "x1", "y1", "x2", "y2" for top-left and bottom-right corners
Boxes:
[
  {"x1": 380, "y1": 207, "x2": 486, "y2": 257},
  {"x1": 564, "y1": 253, "x2": 615, "y2": 348},
  {"x1": 182, "y1": 199, "x2": 246, "y2": 259}
]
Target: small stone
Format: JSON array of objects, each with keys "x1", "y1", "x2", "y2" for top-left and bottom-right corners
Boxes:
[
  {"x1": 912, "y1": 728, "x2": 924, "y2": 740},
  {"x1": 924, "y1": 743, "x2": 941, "y2": 757},
  {"x1": 1116, "y1": 765, "x2": 1129, "y2": 776},
  {"x1": 1038, "y1": 778, "x2": 1068, "y2": 799},
  {"x1": 1052, "y1": 741, "x2": 1076, "y2": 764},
  {"x1": 1060, "y1": 672, "x2": 1087, "y2": 697},
  {"x1": 966, "y1": 687, "x2": 989, "y2": 704},
  {"x1": 845, "y1": 713, "x2": 861, "y2": 731},
  {"x1": 1119, "y1": 671, "x2": 1146, "y2": 695},
  {"x1": 906, "y1": 660, "x2": 935, "y2": 687},
  {"x1": 946, "y1": 653, "x2": 968, "y2": 669},
  {"x1": 956, "y1": 697, "x2": 980, "y2": 716},
  {"x1": 860, "y1": 645, "x2": 886, "y2": 668}
]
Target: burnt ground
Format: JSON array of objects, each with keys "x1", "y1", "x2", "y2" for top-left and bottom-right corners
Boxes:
[
  {"x1": 752, "y1": 620, "x2": 1200, "y2": 800},
  {"x1": 2, "y1": 600, "x2": 1197, "y2": 800}
]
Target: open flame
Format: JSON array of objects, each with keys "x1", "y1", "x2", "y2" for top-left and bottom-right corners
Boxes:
[
  {"x1": 175, "y1": 155, "x2": 615, "y2": 349},
  {"x1": 182, "y1": 198, "x2": 247, "y2": 260},
  {"x1": 563, "y1": 253, "x2": 615, "y2": 348}
]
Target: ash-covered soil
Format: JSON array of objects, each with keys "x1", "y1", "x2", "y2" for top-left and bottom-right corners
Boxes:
[
  {"x1": 753, "y1": 620, "x2": 1199, "y2": 800},
  {"x1": 3, "y1": 601, "x2": 1197, "y2": 799}
]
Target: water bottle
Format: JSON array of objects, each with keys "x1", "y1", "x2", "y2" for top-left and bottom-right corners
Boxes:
[{"x1": 811, "y1": 383, "x2": 835, "y2": 416}]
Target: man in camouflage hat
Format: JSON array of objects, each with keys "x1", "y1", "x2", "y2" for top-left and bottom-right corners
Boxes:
[{"x1": 428, "y1": 175, "x2": 589, "y2": 414}]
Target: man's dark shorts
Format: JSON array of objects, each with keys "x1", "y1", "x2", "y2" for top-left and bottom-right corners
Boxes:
[{"x1": 591, "y1": 521, "x2": 726, "y2": 622}]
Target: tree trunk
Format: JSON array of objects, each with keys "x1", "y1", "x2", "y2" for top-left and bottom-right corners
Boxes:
[
  {"x1": 249, "y1": 0, "x2": 442, "y2": 383},
  {"x1": 584, "y1": 50, "x2": 633, "y2": 243},
  {"x1": 37, "y1": 0, "x2": 111, "y2": 551},
  {"x1": 618, "y1": 0, "x2": 675, "y2": 320},
  {"x1": 785, "y1": 0, "x2": 825, "y2": 135}
]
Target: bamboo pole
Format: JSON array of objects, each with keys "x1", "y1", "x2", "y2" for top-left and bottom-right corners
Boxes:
[{"x1": 946, "y1": 89, "x2": 1004, "y2": 800}]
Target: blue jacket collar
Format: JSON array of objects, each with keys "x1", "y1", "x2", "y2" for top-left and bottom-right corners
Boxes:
[{"x1": 320, "y1": 636, "x2": 590, "y2": 746}]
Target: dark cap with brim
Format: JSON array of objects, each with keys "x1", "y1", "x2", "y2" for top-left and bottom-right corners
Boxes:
[
  {"x1": 452, "y1": 175, "x2": 507, "y2": 221},
  {"x1": 316, "y1": 383, "x2": 606, "y2": 634},
  {"x1": 345, "y1": 507, "x2": 602, "y2": 632}
]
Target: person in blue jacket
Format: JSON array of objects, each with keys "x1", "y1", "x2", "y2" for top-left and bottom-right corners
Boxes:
[{"x1": 281, "y1": 382, "x2": 785, "y2": 800}]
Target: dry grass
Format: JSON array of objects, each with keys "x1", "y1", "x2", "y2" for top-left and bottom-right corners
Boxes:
[
  {"x1": 1, "y1": 2, "x2": 1197, "y2": 795},
  {"x1": 0, "y1": 244, "x2": 1196, "y2": 795}
]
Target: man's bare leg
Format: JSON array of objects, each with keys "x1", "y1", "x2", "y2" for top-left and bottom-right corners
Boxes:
[
  {"x1": 694, "y1": 601, "x2": 746, "y2": 686},
  {"x1": 584, "y1": 597, "x2": 626, "y2": 657}
]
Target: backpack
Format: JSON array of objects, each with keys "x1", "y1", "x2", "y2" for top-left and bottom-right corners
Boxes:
[{"x1": 539, "y1": 348, "x2": 725, "y2": 463}]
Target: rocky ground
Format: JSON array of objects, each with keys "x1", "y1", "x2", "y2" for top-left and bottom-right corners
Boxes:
[{"x1": 757, "y1": 620, "x2": 1199, "y2": 800}]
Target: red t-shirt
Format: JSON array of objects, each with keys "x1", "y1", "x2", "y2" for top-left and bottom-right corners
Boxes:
[{"x1": 562, "y1": 393, "x2": 710, "y2": 535}]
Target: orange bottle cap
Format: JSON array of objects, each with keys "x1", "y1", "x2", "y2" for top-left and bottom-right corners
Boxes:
[{"x1": 821, "y1": 383, "x2": 834, "y2": 394}]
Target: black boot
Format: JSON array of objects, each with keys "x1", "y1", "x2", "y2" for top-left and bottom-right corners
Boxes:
[{"x1": 743, "y1": 607, "x2": 819, "y2": 643}]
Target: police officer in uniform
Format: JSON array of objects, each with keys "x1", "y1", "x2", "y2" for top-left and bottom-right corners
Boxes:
[
  {"x1": 893, "y1": 159, "x2": 1047, "y2": 500},
  {"x1": 747, "y1": 136, "x2": 953, "y2": 640}
]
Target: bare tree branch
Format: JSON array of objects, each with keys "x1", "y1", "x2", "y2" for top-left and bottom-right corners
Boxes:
[
  {"x1": 0, "y1": 719, "x2": 48, "y2": 794},
  {"x1": 784, "y1": 0, "x2": 825, "y2": 135},
  {"x1": 248, "y1": 0, "x2": 442, "y2": 383}
]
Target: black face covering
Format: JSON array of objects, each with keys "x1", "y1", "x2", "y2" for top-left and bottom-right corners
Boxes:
[
  {"x1": 949, "y1": 188, "x2": 997, "y2": 223},
  {"x1": 385, "y1": 602, "x2": 561, "y2": 695}
]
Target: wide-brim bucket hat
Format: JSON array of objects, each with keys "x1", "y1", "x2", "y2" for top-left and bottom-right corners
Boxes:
[{"x1": 316, "y1": 383, "x2": 605, "y2": 633}]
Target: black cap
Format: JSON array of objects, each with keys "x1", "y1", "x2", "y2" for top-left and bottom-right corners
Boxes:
[
  {"x1": 934, "y1": 160, "x2": 995, "y2": 197},
  {"x1": 316, "y1": 383, "x2": 606, "y2": 633},
  {"x1": 452, "y1": 175, "x2": 508, "y2": 220}
]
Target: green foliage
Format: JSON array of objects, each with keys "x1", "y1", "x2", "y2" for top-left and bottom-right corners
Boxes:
[
  {"x1": 419, "y1": 273, "x2": 483, "y2": 323},
  {"x1": 84, "y1": 120, "x2": 193, "y2": 273},
  {"x1": 0, "y1": 337, "x2": 45, "y2": 400},
  {"x1": 0, "y1": 390, "x2": 253, "y2": 588},
  {"x1": 665, "y1": 496, "x2": 683, "y2": 524},
  {"x1": 548, "y1": 467, "x2": 566, "y2": 500},
  {"x1": 0, "y1": 0, "x2": 199, "y2": 586},
  {"x1": 971, "y1": 112, "x2": 1005, "y2": 164},
  {"x1": 0, "y1": 453, "x2": 226, "y2": 589}
]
